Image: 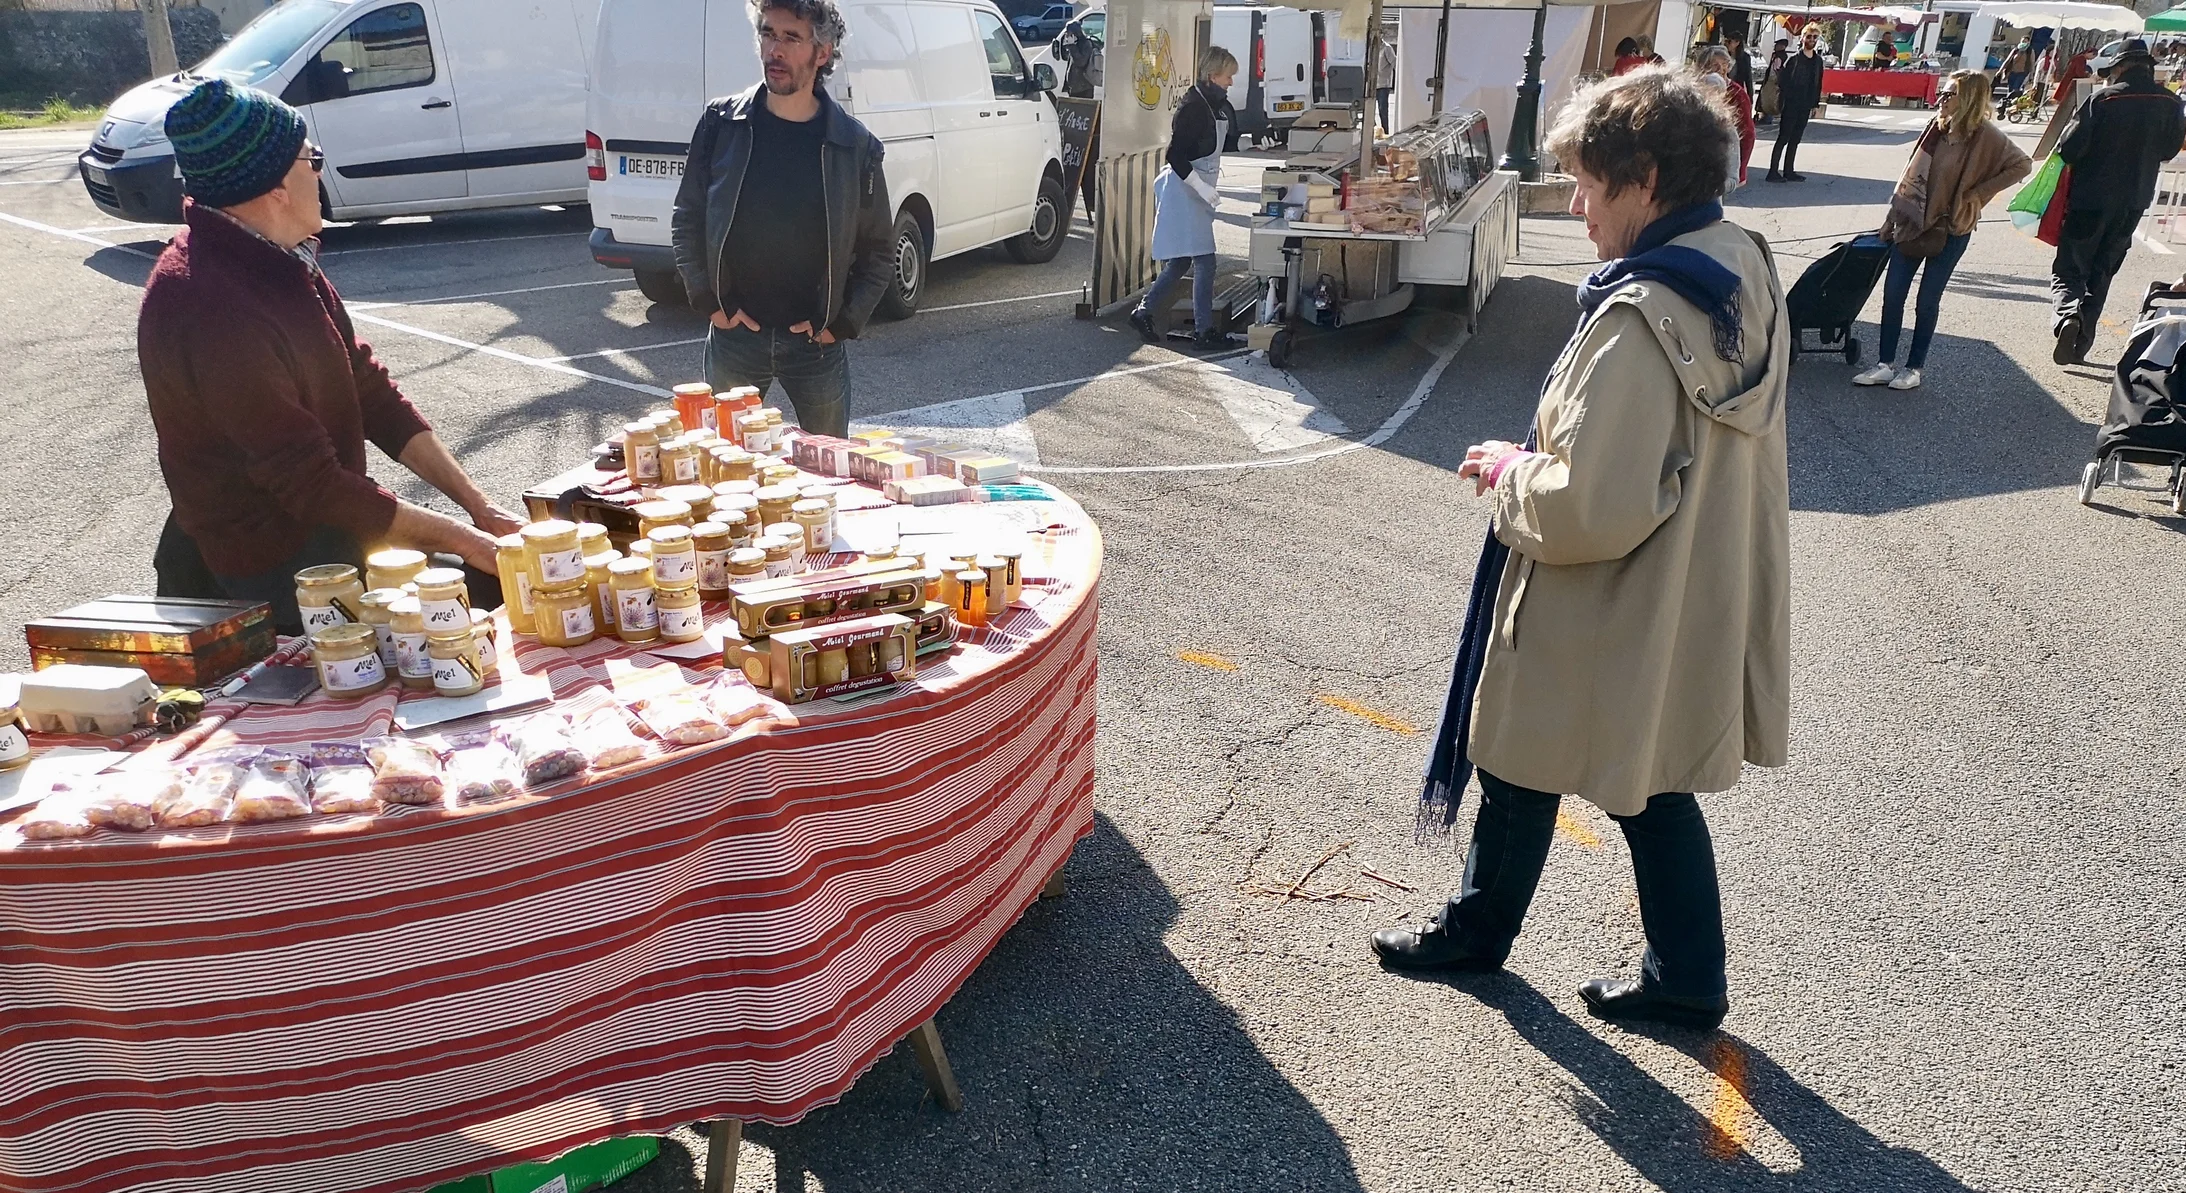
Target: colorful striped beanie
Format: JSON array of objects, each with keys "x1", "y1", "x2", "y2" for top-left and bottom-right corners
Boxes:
[{"x1": 164, "y1": 79, "x2": 308, "y2": 209}]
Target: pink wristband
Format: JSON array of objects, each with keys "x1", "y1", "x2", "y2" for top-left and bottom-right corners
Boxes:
[{"x1": 1484, "y1": 450, "x2": 1534, "y2": 489}]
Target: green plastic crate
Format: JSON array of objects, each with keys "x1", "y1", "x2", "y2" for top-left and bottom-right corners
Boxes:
[{"x1": 424, "y1": 1135, "x2": 660, "y2": 1193}]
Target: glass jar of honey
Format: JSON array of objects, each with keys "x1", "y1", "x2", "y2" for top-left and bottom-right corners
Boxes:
[
  {"x1": 753, "y1": 484, "x2": 797, "y2": 526},
  {"x1": 521, "y1": 519, "x2": 587, "y2": 593},
  {"x1": 577, "y1": 522, "x2": 611, "y2": 559},
  {"x1": 656, "y1": 583, "x2": 704, "y2": 643},
  {"x1": 660, "y1": 438, "x2": 701, "y2": 486},
  {"x1": 584, "y1": 550, "x2": 620, "y2": 636},
  {"x1": 470, "y1": 607, "x2": 499, "y2": 673},
  {"x1": 311, "y1": 622, "x2": 388, "y2": 699},
  {"x1": 760, "y1": 463, "x2": 798, "y2": 488},
  {"x1": 294, "y1": 564, "x2": 365, "y2": 635},
  {"x1": 365, "y1": 547, "x2": 428, "y2": 592},
  {"x1": 791, "y1": 498, "x2": 833, "y2": 555},
  {"x1": 0, "y1": 698, "x2": 27, "y2": 772},
  {"x1": 713, "y1": 479, "x2": 759, "y2": 501},
  {"x1": 952, "y1": 569, "x2": 989, "y2": 627},
  {"x1": 728, "y1": 546, "x2": 767, "y2": 583},
  {"x1": 427, "y1": 629, "x2": 486, "y2": 697},
  {"x1": 647, "y1": 525, "x2": 699, "y2": 587},
  {"x1": 995, "y1": 547, "x2": 1024, "y2": 604},
  {"x1": 494, "y1": 533, "x2": 537, "y2": 635},
  {"x1": 693, "y1": 521, "x2": 734, "y2": 599},
  {"x1": 358, "y1": 588, "x2": 403, "y2": 671},
  {"x1": 659, "y1": 484, "x2": 714, "y2": 523},
  {"x1": 533, "y1": 581, "x2": 598, "y2": 647},
  {"x1": 608, "y1": 556, "x2": 660, "y2": 644},
  {"x1": 388, "y1": 596, "x2": 435, "y2": 689},
  {"x1": 764, "y1": 522, "x2": 807, "y2": 571},
  {"x1": 758, "y1": 535, "x2": 797, "y2": 578},
  {"x1": 414, "y1": 567, "x2": 472, "y2": 636},
  {"x1": 736, "y1": 411, "x2": 770, "y2": 452},
  {"x1": 672, "y1": 382, "x2": 716, "y2": 434},
  {"x1": 624, "y1": 420, "x2": 662, "y2": 486},
  {"x1": 634, "y1": 499, "x2": 693, "y2": 537},
  {"x1": 977, "y1": 555, "x2": 1010, "y2": 618}
]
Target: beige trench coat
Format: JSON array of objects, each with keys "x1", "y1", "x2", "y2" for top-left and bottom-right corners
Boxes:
[{"x1": 1468, "y1": 220, "x2": 1791, "y2": 816}]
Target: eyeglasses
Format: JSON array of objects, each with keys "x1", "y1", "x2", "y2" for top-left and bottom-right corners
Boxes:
[{"x1": 299, "y1": 147, "x2": 324, "y2": 174}]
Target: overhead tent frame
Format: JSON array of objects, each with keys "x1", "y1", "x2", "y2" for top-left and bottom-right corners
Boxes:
[{"x1": 1972, "y1": 1, "x2": 2145, "y2": 32}]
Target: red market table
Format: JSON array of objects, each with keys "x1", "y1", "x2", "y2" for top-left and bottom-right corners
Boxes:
[
  {"x1": 0, "y1": 489, "x2": 1102, "y2": 1193},
  {"x1": 1822, "y1": 68, "x2": 1942, "y2": 106}
]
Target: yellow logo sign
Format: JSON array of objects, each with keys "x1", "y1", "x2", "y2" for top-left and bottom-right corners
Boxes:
[{"x1": 1133, "y1": 27, "x2": 1174, "y2": 110}]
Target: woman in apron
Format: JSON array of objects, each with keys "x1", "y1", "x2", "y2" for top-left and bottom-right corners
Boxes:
[{"x1": 1130, "y1": 47, "x2": 1239, "y2": 351}]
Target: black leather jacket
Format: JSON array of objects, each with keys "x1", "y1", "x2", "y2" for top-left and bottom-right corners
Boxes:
[
  {"x1": 670, "y1": 85, "x2": 895, "y2": 340},
  {"x1": 2058, "y1": 72, "x2": 2186, "y2": 213},
  {"x1": 1776, "y1": 49, "x2": 1824, "y2": 112}
]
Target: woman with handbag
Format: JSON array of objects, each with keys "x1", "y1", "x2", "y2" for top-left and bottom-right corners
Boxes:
[{"x1": 1854, "y1": 71, "x2": 2031, "y2": 391}]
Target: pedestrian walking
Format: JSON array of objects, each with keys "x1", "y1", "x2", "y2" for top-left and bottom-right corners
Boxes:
[
  {"x1": 1374, "y1": 68, "x2": 1791, "y2": 1033},
  {"x1": 1129, "y1": 46, "x2": 1241, "y2": 350},
  {"x1": 1375, "y1": 32, "x2": 1397, "y2": 133},
  {"x1": 1767, "y1": 25, "x2": 1824, "y2": 181},
  {"x1": 1758, "y1": 37, "x2": 1790, "y2": 126},
  {"x1": 1854, "y1": 72, "x2": 2031, "y2": 391},
  {"x1": 1999, "y1": 37, "x2": 2034, "y2": 114},
  {"x1": 1724, "y1": 33, "x2": 1754, "y2": 96},
  {"x1": 2049, "y1": 38, "x2": 2186, "y2": 365},
  {"x1": 1699, "y1": 46, "x2": 1756, "y2": 186},
  {"x1": 670, "y1": 0, "x2": 894, "y2": 439}
]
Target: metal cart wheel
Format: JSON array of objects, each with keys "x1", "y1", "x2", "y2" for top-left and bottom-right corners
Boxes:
[
  {"x1": 1268, "y1": 328, "x2": 1294, "y2": 370},
  {"x1": 1843, "y1": 336, "x2": 1862, "y2": 367},
  {"x1": 2078, "y1": 460, "x2": 2102, "y2": 506}
]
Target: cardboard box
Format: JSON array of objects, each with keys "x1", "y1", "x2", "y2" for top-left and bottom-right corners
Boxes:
[
  {"x1": 954, "y1": 456, "x2": 1020, "y2": 485},
  {"x1": 422, "y1": 1136, "x2": 659, "y2": 1193},
  {"x1": 728, "y1": 564, "x2": 926, "y2": 639},
  {"x1": 767, "y1": 613, "x2": 916, "y2": 703}
]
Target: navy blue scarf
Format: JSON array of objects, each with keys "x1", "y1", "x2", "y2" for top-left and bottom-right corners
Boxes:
[{"x1": 1417, "y1": 201, "x2": 1740, "y2": 840}]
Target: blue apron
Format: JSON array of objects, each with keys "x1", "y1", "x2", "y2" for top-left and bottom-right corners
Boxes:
[{"x1": 1150, "y1": 95, "x2": 1225, "y2": 261}]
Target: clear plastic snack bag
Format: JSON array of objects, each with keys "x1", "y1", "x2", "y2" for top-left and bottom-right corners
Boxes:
[
  {"x1": 19, "y1": 790, "x2": 94, "y2": 840},
  {"x1": 503, "y1": 714, "x2": 586, "y2": 786},
  {"x1": 157, "y1": 763, "x2": 243, "y2": 828},
  {"x1": 632, "y1": 689, "x2": 728, "y2": 746},
  {"x1": 442, "y1": 731, "x2": 523, "y2": 803},
  {"x1": 82, "y1": 769, "x2": 174, "y2": 832},
  {"x1": 570, "y1": 705, "x2": 649, "y2": 770},
  {"x1": 230, "y1": 754, "x2": 315, "y2": 823},
  {"x1": 365, "y1": 737, "x2": 446, "y2": 806},
  {"x1": 302, "y1": 743, "x2": 380, "y2": 814}
]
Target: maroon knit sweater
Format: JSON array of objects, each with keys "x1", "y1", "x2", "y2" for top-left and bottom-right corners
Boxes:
[{"x1": 139, "y1": 202, "x2": 431, "y2": 576}]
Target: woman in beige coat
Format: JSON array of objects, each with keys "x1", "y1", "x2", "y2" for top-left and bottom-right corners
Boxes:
[{"x1": 1375, "y1": 67, "x2": 1792, "y2": 1032}]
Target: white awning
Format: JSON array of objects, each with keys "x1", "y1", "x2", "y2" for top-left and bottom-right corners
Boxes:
[{"x1": 1974, "y1": 1, "x2": 2144, "y2": 31}]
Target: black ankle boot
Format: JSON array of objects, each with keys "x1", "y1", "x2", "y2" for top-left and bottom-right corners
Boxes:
[
  {"x1": 1577, "y1": 978, "x2": 1728, "y2": 1031},
  {"x1": 1371, "y1": 918, "x2": 1504, "y2": 973}
]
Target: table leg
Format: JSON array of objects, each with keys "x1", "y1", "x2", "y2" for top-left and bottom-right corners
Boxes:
[
  {"x1": 703, "y1": 1119, "x2": 742, "y2": 1193},
  {"x1": 909, "y1": 1018, "x2": 965, "y2": 1112},
  {"x1": 1040, "y1": 867, "x2": 1067, "y2": 900}
]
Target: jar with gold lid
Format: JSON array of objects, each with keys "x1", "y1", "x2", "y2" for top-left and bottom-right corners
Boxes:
[
  {"x1": 647, "y1": 524, "x2": 699, "y2": 587},
  {"x1": 365, "y1": 547, "x2": 428, "y2": 592},
  {"x1": 584, "y1": 550, "x2": 620, "y2": 636},
  {"x1": 494, "y1": 534, "x2": 537, "y2": 635},
  {"x1": 791, "y1": 498, "x2": 833, "y2": 555},
  {"x1": 577, "y1": 522, "x2": 611, "y2": 559},
  {"x1": 358, "y1": 588, "x2": 404, "y2": 671},
  {"x1": 655, "y1": 583, "x2": 704, "y2": 643},
  {"x1": 608, "y1": 557, "x2": 660, "y2": 644},
  {"x1": 295, "y1": 564, "x2": 365, "y2": 635},
  {"x1": 533, "y1": 581, "x2": 598, "y2": 647},
  {"x1": 757, "y1": 535, "x2": 798, "y2": 578},
  {"x1": 624, "y1": 420, "x2": 661, "y2": 486},
  {"x1": 634, "y1": 499, "x2": 693, "y2": 537},
  {"x1": 414, "y1": 567, "x2": 472, "y2": 636},
  {"x1": 728, "y1": 546, "x2": 767, "y2": 584},
  {"x1": 658, "y1": 484, "x2": 714, "y2": 522},
  {"x1": 521, "y1": 520, "x2": 587, "y2": 594},
  {"x1": 753, "y1": 484, "x2": 798, "y2": 526},
  {"x1": 760, "y1": 462, "x2": 799, "y2": 488},
  {"x1": 388, "y1": 596, "x2": 435, "y2": 689},
  {"x1": 693, "y1": 522, "x2": 734, "y2": 599},
  {"x1": 311, "y1": 622, "x2": 389, "y2": 700},
  {"x1": 427, "y1": 629, "x2": 486, "y2": 697}
]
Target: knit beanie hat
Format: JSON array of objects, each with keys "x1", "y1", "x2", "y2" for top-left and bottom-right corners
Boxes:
[{"x1": 164, "y1": 79, "x2": 309, "y2": 209}]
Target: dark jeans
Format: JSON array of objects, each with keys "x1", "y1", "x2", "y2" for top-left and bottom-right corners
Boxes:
[
  {"x1": 1442, "y1": 769, "x2": 1728, "y2": 999},
  {"x1": 2051, "y1": 207, "x2": 2142, "y2": 352},
  {"x1": 705, "y1": 325, "x2": 851, "y2": 438},
  {"x1": 1376, "y1": 86, "x2": 1392, "y2": 132},
  {"x1": 199, "y1": 523, "x2": 496, "y2": 637},
  {"x1": 1137, "y1": 253, "x2": 1217, "y2": 335},
  {"x1": 1768, "y1": 108, "x2": 1810, "y2": 174},
  {"x1": 1878, "y1": 231, "x2": 1971, "y2": 368}
]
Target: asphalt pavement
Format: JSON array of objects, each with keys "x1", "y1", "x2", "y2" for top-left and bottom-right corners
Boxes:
[{"x1": 1, "y1": 104, "x2": 2182, "y2": 1192}]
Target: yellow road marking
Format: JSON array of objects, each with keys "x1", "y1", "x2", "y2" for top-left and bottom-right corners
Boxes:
[
  {"x1": 1553, "y1": 809, "x2": 1602, "y2": 849},
  {"x1": 1176, "y1": 650, "x2": 1238, "y2": 671},
  {"x1": 1703, "y1": 1038, "x2": 1755, "y2": 1161},
  {"x1": 1315, "y1": 694, "x2": 1420, "y2": 735}
]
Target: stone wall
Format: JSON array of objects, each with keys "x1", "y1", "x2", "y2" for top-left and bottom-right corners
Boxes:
[{"x1": 0, "y1": 9, "x2": 225, "y2": 105}]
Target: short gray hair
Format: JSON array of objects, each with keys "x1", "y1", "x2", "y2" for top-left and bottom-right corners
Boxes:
[
  {"x1": 751, "y1": 0, "x2": 848, "y2": 80},
  {"x1": 1544, "y1": 66, "x2": 1735, "y2": 208},
  {"x1": 1698, "y1": 45, "x2": 1735, "y2": 73}
]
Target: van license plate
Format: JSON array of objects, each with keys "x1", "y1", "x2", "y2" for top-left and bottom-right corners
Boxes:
[
  {"x1": 618, "y1": 154, "x2": 685, "y2": 180},
  {"x1": 83, "y1": 165, "x2": 108, "y2": 186},
  {"x1": 1274, "y1": 100, "x2": 1305, "y2": 113}
]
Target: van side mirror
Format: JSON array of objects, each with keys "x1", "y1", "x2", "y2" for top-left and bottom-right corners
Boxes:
[{"x1": 1033, "y1": 62, "x2": 1059, "y2": 92}]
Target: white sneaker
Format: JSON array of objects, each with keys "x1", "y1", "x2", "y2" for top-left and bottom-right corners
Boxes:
[
  {"x1": 1852, "y1": 362, "x2": 1897, "y2": 386},
  {"x1": 1888, "y1": 367, "x2": 1922, "y2": 390}
]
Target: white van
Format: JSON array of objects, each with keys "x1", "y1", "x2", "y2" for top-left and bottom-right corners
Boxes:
[
  {"x1": 80, "y1": 0, "x2": 599, "y2": 224},
  {"x1": 1210, "y1": 4, "x2": 1313, "y2": 147},
  {"x1": 586, "y1": 0, "x2": 1070, "y2": 319},
  {"x1": 1312, "y1": 13, "x2": 1364, "y2": 106}
]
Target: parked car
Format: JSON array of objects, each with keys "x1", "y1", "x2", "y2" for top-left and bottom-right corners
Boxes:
[
  {"x1": 587, "y1": 0, "x2": 1070, "y2": 318},
  {"x1": 1011, "y1": 3, "x2": 1077, "y2": 43},
  {"x1": 1210, "y1": 5, "x2": 1313, "y2": 147},
  {"x1": 80, "y1": 0, "x2": 599, "y2": 224}
]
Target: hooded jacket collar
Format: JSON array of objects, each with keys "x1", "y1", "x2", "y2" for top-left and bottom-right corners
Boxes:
[{"x1": 723, "y1": 83, "x2": 863, "y2": 148}]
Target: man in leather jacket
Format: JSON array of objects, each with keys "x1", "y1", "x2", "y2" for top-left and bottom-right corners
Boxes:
[
  {"x1": 671, "y1": 0, "x2": 893, "y2": 438},
  {"x1": 1766, "y1": 24, "x2": 1824, "y2": 181}
]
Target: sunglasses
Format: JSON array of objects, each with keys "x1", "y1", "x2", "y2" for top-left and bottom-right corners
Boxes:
[{"x1": 299, "y1": 147, "x2": 324, "y2": 174}]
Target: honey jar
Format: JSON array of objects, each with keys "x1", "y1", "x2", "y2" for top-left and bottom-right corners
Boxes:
[
  {"x1": 365, "y1": 547, "x2": 428, "y2": 592},
  {"x1": 728, "y1": 546, "x2": 767, "y2": 583},
  {"x1": 0, "y1": 697, "x2": 27, "y2": 772},
  {"x1": 584, "y1": 550, "x2": 621, "y2": 636},
  {"x1": 628, "y1": 539, "x2": 653, "y2": 561},
  {"x1": 310, "y1": 622, "x2": 388, "y2": 699},
  {"x1": 609, "y1": 556, "x2": 660, "y2": 644},
  {"x1": 295, "y1": 563, "x2": 365, "y2": 634},
  {"x1": 358, "y1": 588, "x2": 403, "y2": 671},
  {"x1": 577, "y1": 522, "x2": 611, "y2": 558},
  {"x1": 427, "y1": 629, "x2": 486, "y2": 697},
  {"x1": 977, "y1": 554, "x2": 1010, "y2": 618},
  {"x1": 533, "y1": 580, "x2": 598, "y2": 647},
  {"x1": 760, "y1": 463, "x2": 799, "y2": 488},
  {"x1": 656, "y1": 583, "x2": 705, "y2": 643},
  {"x1": 693, "y1": 521, "x2": 735, "y2": 599},
  {"x1": 758, "y1": 535, "x2": 797, "y2": 578},
  {"x1": 672, "y1": 382, "x2": 716, "y2": 434},
  {"x1": 624, "y1": 419, "x2": 662, "y2": 486},
  {"x1": 714, "y1": 478, "x2": 759, "y2": 501},
  {"x1": 753, "y1": 484, "x2": 798, "y2": 526},
  {"x1": 647, "y1": 525, "x2": 699, "y2": 587},
  {"x1": 521, "y1": 520, "x2": 586, "y2": 594},
  {"x1": 470, "y1": 607, "x2": 499, "y2": 673},
  {"x1": 494, "y1": 534, "x2": 537, "y2": 635},
  {"x1": 791, "y1": 497, "x2": 833, "y2": 555},
  {"x1": 764, "y1": 521, "x2": 807, "y2": 570},
  {"x1": 737, "y1": 411, "x2": 770, "y2": 453},
  {"x1": 952, "y1": 568, "x2": 988, "y2": 627},
  {"x1": 660, "y1": 437, "x2": 701, "y2": 486},
  {"x1": 634, "y1": 499, "x2": 693, "y2": 537},
  {"x1": 995, "y1": 547, "x2": 1024, "y2": 604},
  {"x1": 414, "y1": 567, "x2": 472, "y2": 636},
  {"x1": 659, "y1": 484, "x2": 714, "y2": 522},
  {"x1": 388, "y1": 596, "x2": 435, "y2": 689}
]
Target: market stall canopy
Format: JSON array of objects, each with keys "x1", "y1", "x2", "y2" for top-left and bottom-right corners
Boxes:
[
  {"x1": 1974, "y1": 1, "x2": 2145, "y2": 31},
  {"x1": 1711, "y1": 4, "x2": 1936, "y2": 27},
  {"x1": 2139, "y1": 2, "x2": 2184, "y2": 30},
  {"x1": 1262, "y1": 0, "x2": 1629, "y2": 41}
]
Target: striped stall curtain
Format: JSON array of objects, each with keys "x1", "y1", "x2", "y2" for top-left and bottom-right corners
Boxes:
[{"x1": 1091, "y1": 147, "x2": 1164, "y2": 310}]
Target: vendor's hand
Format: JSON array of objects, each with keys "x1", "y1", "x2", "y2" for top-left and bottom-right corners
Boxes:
[
  {"x1": 789, "y1": 321, "x2": 836, "y2": 345},
  {"x1": 448, "y1": 524, "x2": 501, "y2": 576},
  {"x1": 712, "y1": 308, "x2": 760, "y2": 332},
  {"x1": 468, "y1": 501, "x2": 523, "y2": 538},
  {"x1": 1456, "y1": 440, "x2": 1523, "y2": 497}
]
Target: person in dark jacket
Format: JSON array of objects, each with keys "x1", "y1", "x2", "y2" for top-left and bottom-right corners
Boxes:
[
  {"x1": 140, "y1": 80, "x2": 516, "y2": 633},
  {"x1": 1768, "y1": 25, "x2": 1825, "y2": 180},
  {"x1": 2050, "y1": 38, "x2": 2186, "y2": 365},
  {"x1": 1128, "y1": 47, "x2": 1240, "y2": 350},
  {"x1": 672, "y1": 0, "x2": 894, "y2": 439},
  {"x1": 1724, "y1": 34, "x2": 1754, "y2": 96}
]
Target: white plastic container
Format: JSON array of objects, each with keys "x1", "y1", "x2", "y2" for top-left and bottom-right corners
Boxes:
[{"x1": 18, "y1": 664, "x2": 159, "y2": 736}]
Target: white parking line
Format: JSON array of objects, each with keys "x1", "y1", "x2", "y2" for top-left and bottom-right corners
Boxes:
[
  {"x1": 320, "y1": 230, "x2": 580, "y2": 256},
  {"x1": 348, "y1": 310, "x2": 671, "y2": 398},
  {"x1": 543, "y1": 337, "x2": 707, "y2": 363},
  {"x1": 922, "y1": 287, "x2": 1081, "y2": 314},
  {"x1": 347, "y1": 277, "x2": 624, "y2": 310},
  {"x1": 0, "y1": 177, "x2": 71, "y2": 186},
  {"x1": 0, "y1": 209, "x2": 155, "y2": 258}
]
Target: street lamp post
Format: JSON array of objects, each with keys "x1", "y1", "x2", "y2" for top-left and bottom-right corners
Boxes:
[{"x1": 1497, "y1": 0, "x2": 1549, "y2": 180}]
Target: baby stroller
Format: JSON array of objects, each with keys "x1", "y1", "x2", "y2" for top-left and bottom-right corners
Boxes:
[
  {"x1": 1786, "y1": 234, "x2": 1891, "y2": 366},
  {"x1": 2077, "y1": 285, "x2": 2186, "y2": 512}
]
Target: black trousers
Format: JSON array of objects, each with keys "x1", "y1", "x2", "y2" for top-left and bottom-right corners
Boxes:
[
  {"x1": 2051, "y1": 207, "x2": 2142, "y2": 352},
  {"x1": 1768, "y1": 108, "x2": 1811, "y2": 174}
]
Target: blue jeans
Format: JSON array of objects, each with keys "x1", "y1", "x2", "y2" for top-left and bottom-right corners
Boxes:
[
  {"x1": 704, "y1": 325, "x2": 850, "y2": 438},
  {"x1": 1442, "y1": 769, "x2": 1728, "y2": 999},
  {"x1": 1878, "y1": 232, "x2": 1971, "y2": 369},
  {"x1": 1136, "y1": 253, "x2": 1217, "y2": 335}
]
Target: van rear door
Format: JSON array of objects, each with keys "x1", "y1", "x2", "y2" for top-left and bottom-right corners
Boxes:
[
  {"x1": 297, "y1": 0, "x2": 466, "y2": 210},
  {"x1": 588, "y1": 0, "x2": 707, "y2": 252},
  {"x1": 438, "y1": 0, "x2": 592, "y2": 201},
  {"x1": 1258, "y1": 7, "x2": 1312, "y2": 124}
]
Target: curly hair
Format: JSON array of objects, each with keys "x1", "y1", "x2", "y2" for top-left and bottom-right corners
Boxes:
[
  {"x1": 750, "y1": 0, "x2": 849, "y2": 81},
  {"x1": 1543, "y1": 65, "x2": 1735, "y2": 209}
]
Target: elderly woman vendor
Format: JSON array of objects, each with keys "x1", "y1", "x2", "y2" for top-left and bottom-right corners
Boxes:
[{"x1": 1373, "y1": 67, "x2": 1792, "y2": 1032}]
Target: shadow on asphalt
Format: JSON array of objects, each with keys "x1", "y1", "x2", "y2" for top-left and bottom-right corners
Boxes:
[{"x1": 1726, "y1": 170, "x2": 1897, "y2": 211}]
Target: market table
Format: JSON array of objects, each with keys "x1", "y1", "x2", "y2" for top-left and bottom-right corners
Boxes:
[
  {"x1": 0, "y1": 487, "x2": 1102, "y2": 1193},
  {"x1": 1821, "y1": 67, "x2": 1942, "y2": 106}
]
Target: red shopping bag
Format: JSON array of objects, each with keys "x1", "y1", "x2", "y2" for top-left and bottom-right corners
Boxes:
[{"x1": 2037, "y1": 165, "x2": 2073, "y2": 246}]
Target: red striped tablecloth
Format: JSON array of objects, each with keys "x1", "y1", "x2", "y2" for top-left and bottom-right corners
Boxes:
[{"x1": 0, "y1": 499, "x2": 1102, "y2": 1193}]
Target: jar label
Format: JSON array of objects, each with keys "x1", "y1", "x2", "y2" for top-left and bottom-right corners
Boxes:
[
  {"x1": 322, "y1": 651, "x2": 386, "y2": 692},
  {"x1": 672, "y1": 453, "x2": 698, "y2": 483},
  {"x1": 596, "y1": 585, "x2": 617, "y2": 627},
  {"x1": 475, "y1": 632, "x2": 497, "y2": 671},
  {"x1": 372, "y1": 624, "x2": 398, "y2": 668},
  {"x1": 395, "y1": 631, "x2": 432, "y2": 678},
  {"x1": 764, "y1": 557, "x2": 795, "y2": 578},
  {"x1": 660, "y1": 603, "x2": 703, "y2": 638},
  {"x1": 420, "y1": 596, "x2": 469, "y2": 632},
  {"x1": 514, "y1": 570, "x2": 535, "y2": 614},
  {"x1": 633, "y1": 443, "x2": 661, "y2": 481},
  {"x1": 537, "y1": 547, "x2": 584, "y2": 586},
  {"x1": 300, "y1": 601, "x2": 350, "y2": 633},
  {"x1": 560, "y1": 602, "x2": 596, "y2": 641},
  {"x1": 618, "y1": 589, "x2": 659, "y2": 630},
  {"x1": 432, "y1": 651, "x2": 482, "y2": 693},
  {"x1": 698, "y1": 549, "x2": 730, "y2": 589},
  {"x1": 0, "y1": 723, "x2": 30, "y2": 766},
  {"x1": 654, "y1": 552, "x2": 697, "y2": 584}
]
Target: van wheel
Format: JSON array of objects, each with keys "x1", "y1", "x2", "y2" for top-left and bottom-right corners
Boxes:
[
  {"x1": 1005, "y1": 174, "x2": 1068, "y2": 264},
  {"x1": 635, "y1": 268, "x2": 688, "y2": 307},
  {"x1": 878, "y1": 211, "x2": 926, "y2": 320}
]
